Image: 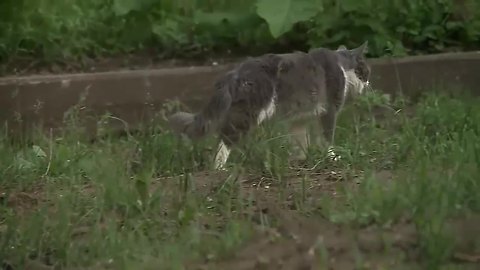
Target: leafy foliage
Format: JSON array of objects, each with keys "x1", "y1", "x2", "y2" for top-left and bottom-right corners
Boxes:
[
  {"x1": 0, "y1": 0, "x2": 479, "y2": 71},
  {"x1": 256, "y1": 0, "x2": 322, "y2": 38},
  {"x1": 306, "y1": 0, "x2": 480, "y2": 56}
]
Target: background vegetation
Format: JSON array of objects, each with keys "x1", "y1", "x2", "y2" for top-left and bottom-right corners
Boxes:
[{"x1": 0, "y1": 0, "x2": 479, "y2": 73}]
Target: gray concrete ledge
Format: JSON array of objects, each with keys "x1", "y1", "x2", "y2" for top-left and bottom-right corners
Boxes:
[{"x1": 1, "y1": 51, "x2": 479, "y2": 137}]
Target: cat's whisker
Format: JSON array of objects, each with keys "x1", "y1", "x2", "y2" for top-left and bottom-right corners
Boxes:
[{"x1": 365, "y1": 83, "x2": 374, "y2": 93}]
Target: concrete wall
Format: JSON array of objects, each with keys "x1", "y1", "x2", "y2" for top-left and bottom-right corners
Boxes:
[{"x1": 1, "y1": 51, "x2": 479, "y2": 136}]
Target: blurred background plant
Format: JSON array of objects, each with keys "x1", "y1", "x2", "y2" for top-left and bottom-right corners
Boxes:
[{"x1": 0, "y1": 0, "x2": 479, "y2": 72}]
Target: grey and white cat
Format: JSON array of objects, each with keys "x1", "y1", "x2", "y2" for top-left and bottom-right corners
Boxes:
[{"x1": 168, "y1": 42, "x2": 371, "y2": 169}]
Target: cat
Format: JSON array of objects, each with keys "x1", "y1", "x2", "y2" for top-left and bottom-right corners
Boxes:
[{"x1": 167, "y1": 42, "x2": 371, "y2": 169}]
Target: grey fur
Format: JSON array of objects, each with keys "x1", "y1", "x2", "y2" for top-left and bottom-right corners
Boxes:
[
  {"x1": 168, "y1": 53, "x2": 282, "y2": 141},
  {"x1": 167, "y1": 42, "x2": 371, "y2": 168}
]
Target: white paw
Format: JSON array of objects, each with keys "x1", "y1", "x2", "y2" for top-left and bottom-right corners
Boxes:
[
  {"x1": 327, "y1": 147, "x2": 341, "y2": 161},
  {"x1": 214, "y1": 141, "x2": 230, "y2": 170},
  {"x1": 213, "y1": 159, "x2": 228, "y2": 171},
  {"x1": 214, "y1": 164, "x2": 228, "y2": 171}
]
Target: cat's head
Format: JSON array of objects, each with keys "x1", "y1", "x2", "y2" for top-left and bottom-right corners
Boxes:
[{"x1": 336, "y1": 41, "x2": 371, "y2": 96}]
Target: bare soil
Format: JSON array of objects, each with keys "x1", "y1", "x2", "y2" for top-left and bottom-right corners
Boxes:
[
  {"x1": 156, "y1": 168, "x2": 480, "y2": 270},
  {"x1": 4, "y1": 167, "x2": 480, "y2": 270},
  {"x1": 186, "y1": 169, "x2": 480, "y2": 270}
]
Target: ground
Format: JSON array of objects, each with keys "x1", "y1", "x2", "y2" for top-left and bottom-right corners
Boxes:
[{"x1": 1, "y1": 89, "x2": 480, "y2": 270}]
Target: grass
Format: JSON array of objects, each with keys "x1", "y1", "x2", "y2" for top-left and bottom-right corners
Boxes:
[{"x1": 1, "y1": 90, "x2": 480, "y2": 269}]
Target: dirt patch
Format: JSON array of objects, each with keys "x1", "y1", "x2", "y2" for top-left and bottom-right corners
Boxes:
[
  {"x1": 192, "y1": 201, "x2": 480, "y2": 270},
  {"x1": 1, "y1": 182, "x2": 47, "y2": 216},
  {"x1": 183, "y1": 169, "x2": 479, "y2": 270},
  {"x1": 3, "y1": 181, "x2": 98, "y2": 209},
  {"x1": 3, "y1": 168, "x2": 479, "y2": 269},
  {"x1": 189, "y1": 197, "x2": 418, "y2": 269}
]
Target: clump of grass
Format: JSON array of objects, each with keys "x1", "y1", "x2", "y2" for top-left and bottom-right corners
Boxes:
[{"x1": 327, "y1": 90, "x2": 480, "y2": 268}]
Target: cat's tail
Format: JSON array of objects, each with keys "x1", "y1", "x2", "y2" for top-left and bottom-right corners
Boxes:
[{"x1": 167, "y1": 88, "x2": 232, "y2": 140}]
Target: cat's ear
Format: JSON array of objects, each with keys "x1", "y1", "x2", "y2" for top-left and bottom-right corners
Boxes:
[
  {"x1": 351, "y1": 41, "x2": 368, "y2": 57},
  {"x1": 337, "y1": 45, "x2": 347, "y2": 51}
]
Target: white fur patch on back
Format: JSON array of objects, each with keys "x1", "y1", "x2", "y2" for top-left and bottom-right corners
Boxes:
[
  {"x1": 214, "y1": 140, "x2": 230, "y2": 170},
  {"x1": 257, "y1": 93, "x2": 277, "y2": 125}
]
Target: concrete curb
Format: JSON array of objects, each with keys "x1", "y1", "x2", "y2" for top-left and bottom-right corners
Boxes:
[{"x1": 1, "y1": 51, "x2": 479, "y2": 136}]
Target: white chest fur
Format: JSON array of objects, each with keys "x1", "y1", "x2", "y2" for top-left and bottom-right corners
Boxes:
[{"x1": 341, "y1": 66, "x2": 366, "y2": 96}]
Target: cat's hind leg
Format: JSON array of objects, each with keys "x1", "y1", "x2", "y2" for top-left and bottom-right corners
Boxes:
[
  {"x1": 215, "y1": 116, "x2": 251, "y2": 170},
  {"x1": 215, "y1": 94, "x2": 277, "y2": 170},
  {"x1": 214, "y1": 140, "x2": 231, "y2": 170}
]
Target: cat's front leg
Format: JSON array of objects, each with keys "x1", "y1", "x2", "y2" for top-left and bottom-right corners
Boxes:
[{"x1": 289, "y1": 124, "x2": 309, "y2": 161}]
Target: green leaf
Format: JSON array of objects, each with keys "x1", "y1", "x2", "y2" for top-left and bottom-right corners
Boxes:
[
  {"x1": 32, "y1": 145, "x2": 47, "y2": 158},
  {"x1": 112, "y1": 0, "x2": 156, "y2": 16},
  {"x1": 135, "y1": 177, "x2": 149, "y2": 207},
  {"x1": 341, "y1": 0, "x2": 364, "y2": 12},
  {"x1": 152, "y1": 18, "x2": 184, "y2": 42},
  {"x1": 256, "y1": 0, "x2": 322, "y2": 38},
  {"x1": 113, "y1": 0, "x2": 141, "y2": 16},
  {"x1": 193, "y1": 11, "x2": 246, "y2": 26},
  {"x1": 16, "y1": 157, "x2": 35, "y2": 170}
]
